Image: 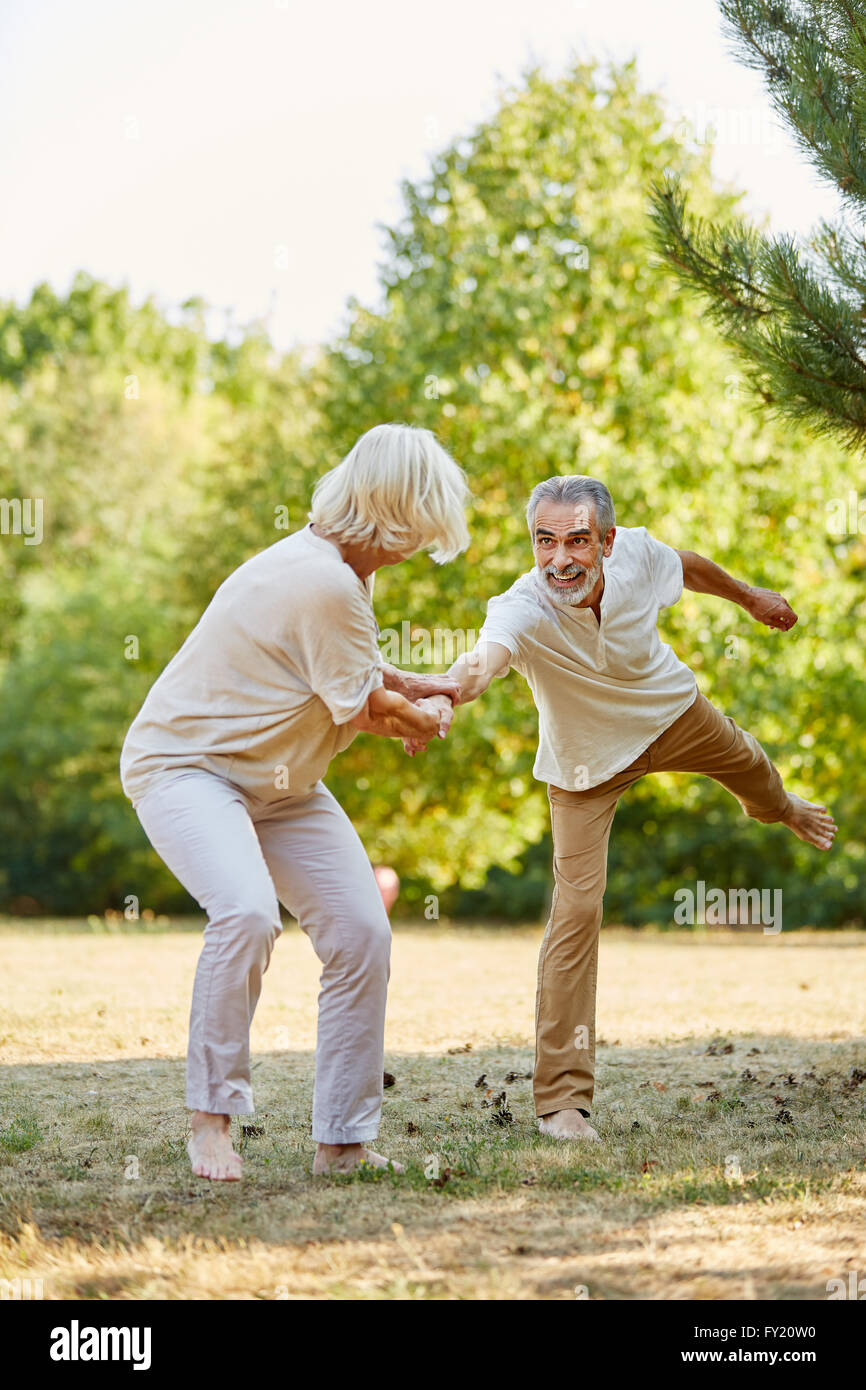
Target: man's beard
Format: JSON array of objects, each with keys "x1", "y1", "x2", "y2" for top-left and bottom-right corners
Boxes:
[{"x1": 540, "y1": 552, "x2": 603, "y2": 607}]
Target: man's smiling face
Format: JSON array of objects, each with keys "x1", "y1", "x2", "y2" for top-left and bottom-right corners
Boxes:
[{"x1": 532, "y1": 499, "x2": 615, "y2": 607}]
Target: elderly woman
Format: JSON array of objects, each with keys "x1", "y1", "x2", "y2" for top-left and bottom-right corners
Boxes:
[{"x1": 119, "y1": 423, "x2": 469, "y2": 1180}]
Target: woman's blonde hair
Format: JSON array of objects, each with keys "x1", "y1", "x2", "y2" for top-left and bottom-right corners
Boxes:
[{"x1": 309, "y1": 422, "x2": 471, "y2": 563}]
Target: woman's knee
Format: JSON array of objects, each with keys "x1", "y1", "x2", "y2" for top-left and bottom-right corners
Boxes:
[
  {"x1": 318, "y1": 906, "x2": 391, "y2": 977},
  {"x1": 206, "y1": 898, "x2": 282, "y2": 954}
]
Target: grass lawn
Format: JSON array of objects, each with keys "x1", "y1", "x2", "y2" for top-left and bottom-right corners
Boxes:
[{"x1": 1, "y1": 918, "x2": 865, "y2": 1300}]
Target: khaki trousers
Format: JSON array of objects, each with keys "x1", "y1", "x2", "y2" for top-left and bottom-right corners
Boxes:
[{"x1": 534, "y1": 690, "x2": 790, "y2": 1118}]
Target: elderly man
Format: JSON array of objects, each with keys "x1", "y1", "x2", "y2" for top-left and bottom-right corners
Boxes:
[
  {"x1": 413, "y1": 475, "x2": 837, "y2": 1142},
  {"x1": 120, "y1": 423, "x2": 469, "y2": 1180}
]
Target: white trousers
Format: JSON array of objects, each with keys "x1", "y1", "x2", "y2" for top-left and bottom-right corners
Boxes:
[{"x1": 132, "y1": 768, "x2": 391, "y2": 1144}]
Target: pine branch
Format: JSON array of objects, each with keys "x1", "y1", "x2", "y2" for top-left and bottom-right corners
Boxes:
[
  {"x1": 720, "y1": 0, "x2": 866, "y2": 211},
  {"x1": 649, "y1": 172, "x2": 866, "y2": 450},
  {"x1": 649, "y1": 178, "x2": 772, "y2": 320}
]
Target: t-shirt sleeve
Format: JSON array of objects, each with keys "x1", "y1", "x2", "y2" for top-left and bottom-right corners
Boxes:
[
  {"x1": 478, "y1": 590, "x2": 538, "y2": 675},
  {"x1": 645, "y1": 530, "x2": 684, "y2": 609},
  {"x1": 287, "y1": 581, "x2": 384, "y2": 724}
]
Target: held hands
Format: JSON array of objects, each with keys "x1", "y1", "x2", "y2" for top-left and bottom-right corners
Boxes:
[
  {"x1": 742, "y1": 586, "x2": 798, "y2": 631},
  {"x1": 403, "y1": 694, "x2": 455, "y2": 757},
  {"x1": 396, "y1": 671, "x2": 462, "y2": 703}
]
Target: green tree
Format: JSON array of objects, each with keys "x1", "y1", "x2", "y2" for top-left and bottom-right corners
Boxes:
[
  {"x1": 319, "y1": 57, "x2": 865, "y2": 924},
  {"x1": 2, "y1": 60, "x2": 864, "y2": 926},
  {"x1": 649, "y1": 0, "x2": 866, "y2": 451},
  {"x1": 0, "y1": 282, "x2": 321, "y2": 913}
]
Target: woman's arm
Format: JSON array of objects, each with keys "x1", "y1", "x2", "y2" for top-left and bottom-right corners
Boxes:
[{"x1": 347, "y1": 685, "x2": 442, "y2": 740}]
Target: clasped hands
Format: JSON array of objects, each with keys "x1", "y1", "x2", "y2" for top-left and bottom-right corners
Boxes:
[{"x1": 398, "y1": 673, "x2": 460, "y2": 757}]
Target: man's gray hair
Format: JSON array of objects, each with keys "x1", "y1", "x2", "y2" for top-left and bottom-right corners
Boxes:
[{"x1": 525, "y1": 475, "x2": 615, "y2": 538}]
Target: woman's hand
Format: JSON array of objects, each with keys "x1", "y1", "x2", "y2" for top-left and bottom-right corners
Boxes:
[
  {"x1": 402, "y1": 695, "x2": 455, "y2": 756},
  {"x1": 348, "y1": 686, "x2": 441, "y2": 740}
]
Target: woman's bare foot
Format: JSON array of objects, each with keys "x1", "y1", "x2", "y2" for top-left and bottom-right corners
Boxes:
[
  {"x1": 780, "y1": 793, "x2": 837, "y2": 850},
  {"x1": 312, "y1": 1142, "x2": 404, "y2": 1175},
  {"x1": 187, "y1": 1111, "x2": 243, "y2": 1180},
  {"x1": 537, "y1": 1109, "x2": 600, "y2": 1142}
]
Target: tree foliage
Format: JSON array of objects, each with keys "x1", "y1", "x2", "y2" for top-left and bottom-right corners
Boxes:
[
  {"x1": 1, "y1": 61, "x2": 864, "y2": 926},
  {"x1": 320, "y1": 59, "x2": 865, "y2": 924}
]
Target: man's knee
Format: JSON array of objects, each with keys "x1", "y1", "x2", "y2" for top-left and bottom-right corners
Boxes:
[{"x1": 551, "y1": 866, "x2": 606, "y2": 920}]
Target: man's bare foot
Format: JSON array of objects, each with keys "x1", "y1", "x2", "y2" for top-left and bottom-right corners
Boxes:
[
  {"x1": 312, "y1": 1142, "x2": 404, "y2": 1175},
  {"x1": 537, "y1": 1109, "x2": 600, "y2": 1142},
  {"x1": 187, "y1": 1111, "x2": 243, "y2": 1181},
  {"x1": 780, "y1": 793, "x2": 837, "y2": 850}
]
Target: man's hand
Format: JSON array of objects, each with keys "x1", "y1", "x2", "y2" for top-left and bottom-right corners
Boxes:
[
  {"x1": 402, "y1": 694, "x2": 455, "y2": 756},
  {"x1": 381, "y1": 664, "x2": 461, "y2": 704},
  {"x1": 742, "y1": 586, "x2": 798, "y2": 631}
]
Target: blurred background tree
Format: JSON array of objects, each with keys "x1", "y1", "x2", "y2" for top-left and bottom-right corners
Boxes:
[
  {"x1": 2, "y1": 60, "x2": 864, "y2": 925},
  {"x1": 322, "y1": 58, "x2": 865, "y2": 925}
]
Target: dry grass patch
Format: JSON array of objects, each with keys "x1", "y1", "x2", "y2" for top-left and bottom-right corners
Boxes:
[{"x1": 1, "y1": 921, "x2": 865, "y2": 1299}]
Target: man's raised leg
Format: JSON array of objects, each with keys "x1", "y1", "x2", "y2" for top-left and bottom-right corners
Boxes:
[{"x1": 648, "y1": 691, "x2": 837, "y2": 849}]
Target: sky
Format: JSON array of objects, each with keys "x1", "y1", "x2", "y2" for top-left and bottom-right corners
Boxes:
[{"x1": 0, "y1": 0, "x2": 843, "y2": 352}]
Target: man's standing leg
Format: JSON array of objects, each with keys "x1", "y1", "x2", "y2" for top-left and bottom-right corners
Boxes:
[{"x1": 534, "y1": 754, "x2": 649, "y2": 1140}]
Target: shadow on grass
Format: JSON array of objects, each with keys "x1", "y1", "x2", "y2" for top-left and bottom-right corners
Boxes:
[{"x1": 1, "y1": 1034, "x2": 864, "y2": 1257}]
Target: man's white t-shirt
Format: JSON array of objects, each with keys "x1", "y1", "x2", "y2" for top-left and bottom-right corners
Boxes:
[
  {"x1": 119, "y1": 524, "x2": 384, "y2": 806},
  {"x1": 478, "y1": 525, "x2": 698, "y2": 790}
]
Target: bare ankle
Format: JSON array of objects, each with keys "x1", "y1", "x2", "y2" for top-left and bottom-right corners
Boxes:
[{"x1": 191, "y1": 1111, "x2": 230, "y2": 1130}]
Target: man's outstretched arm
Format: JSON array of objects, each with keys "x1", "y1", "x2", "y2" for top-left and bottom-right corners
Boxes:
[
  {"x1": 380, "y1": 662, "x2": 461, "y2": 704},
  {"x1": 676, "y1": 549, "x2": 798, "y2": 631},
  {"x1": 402, "y1": 639, "x2": 513, "y2": 755}
]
